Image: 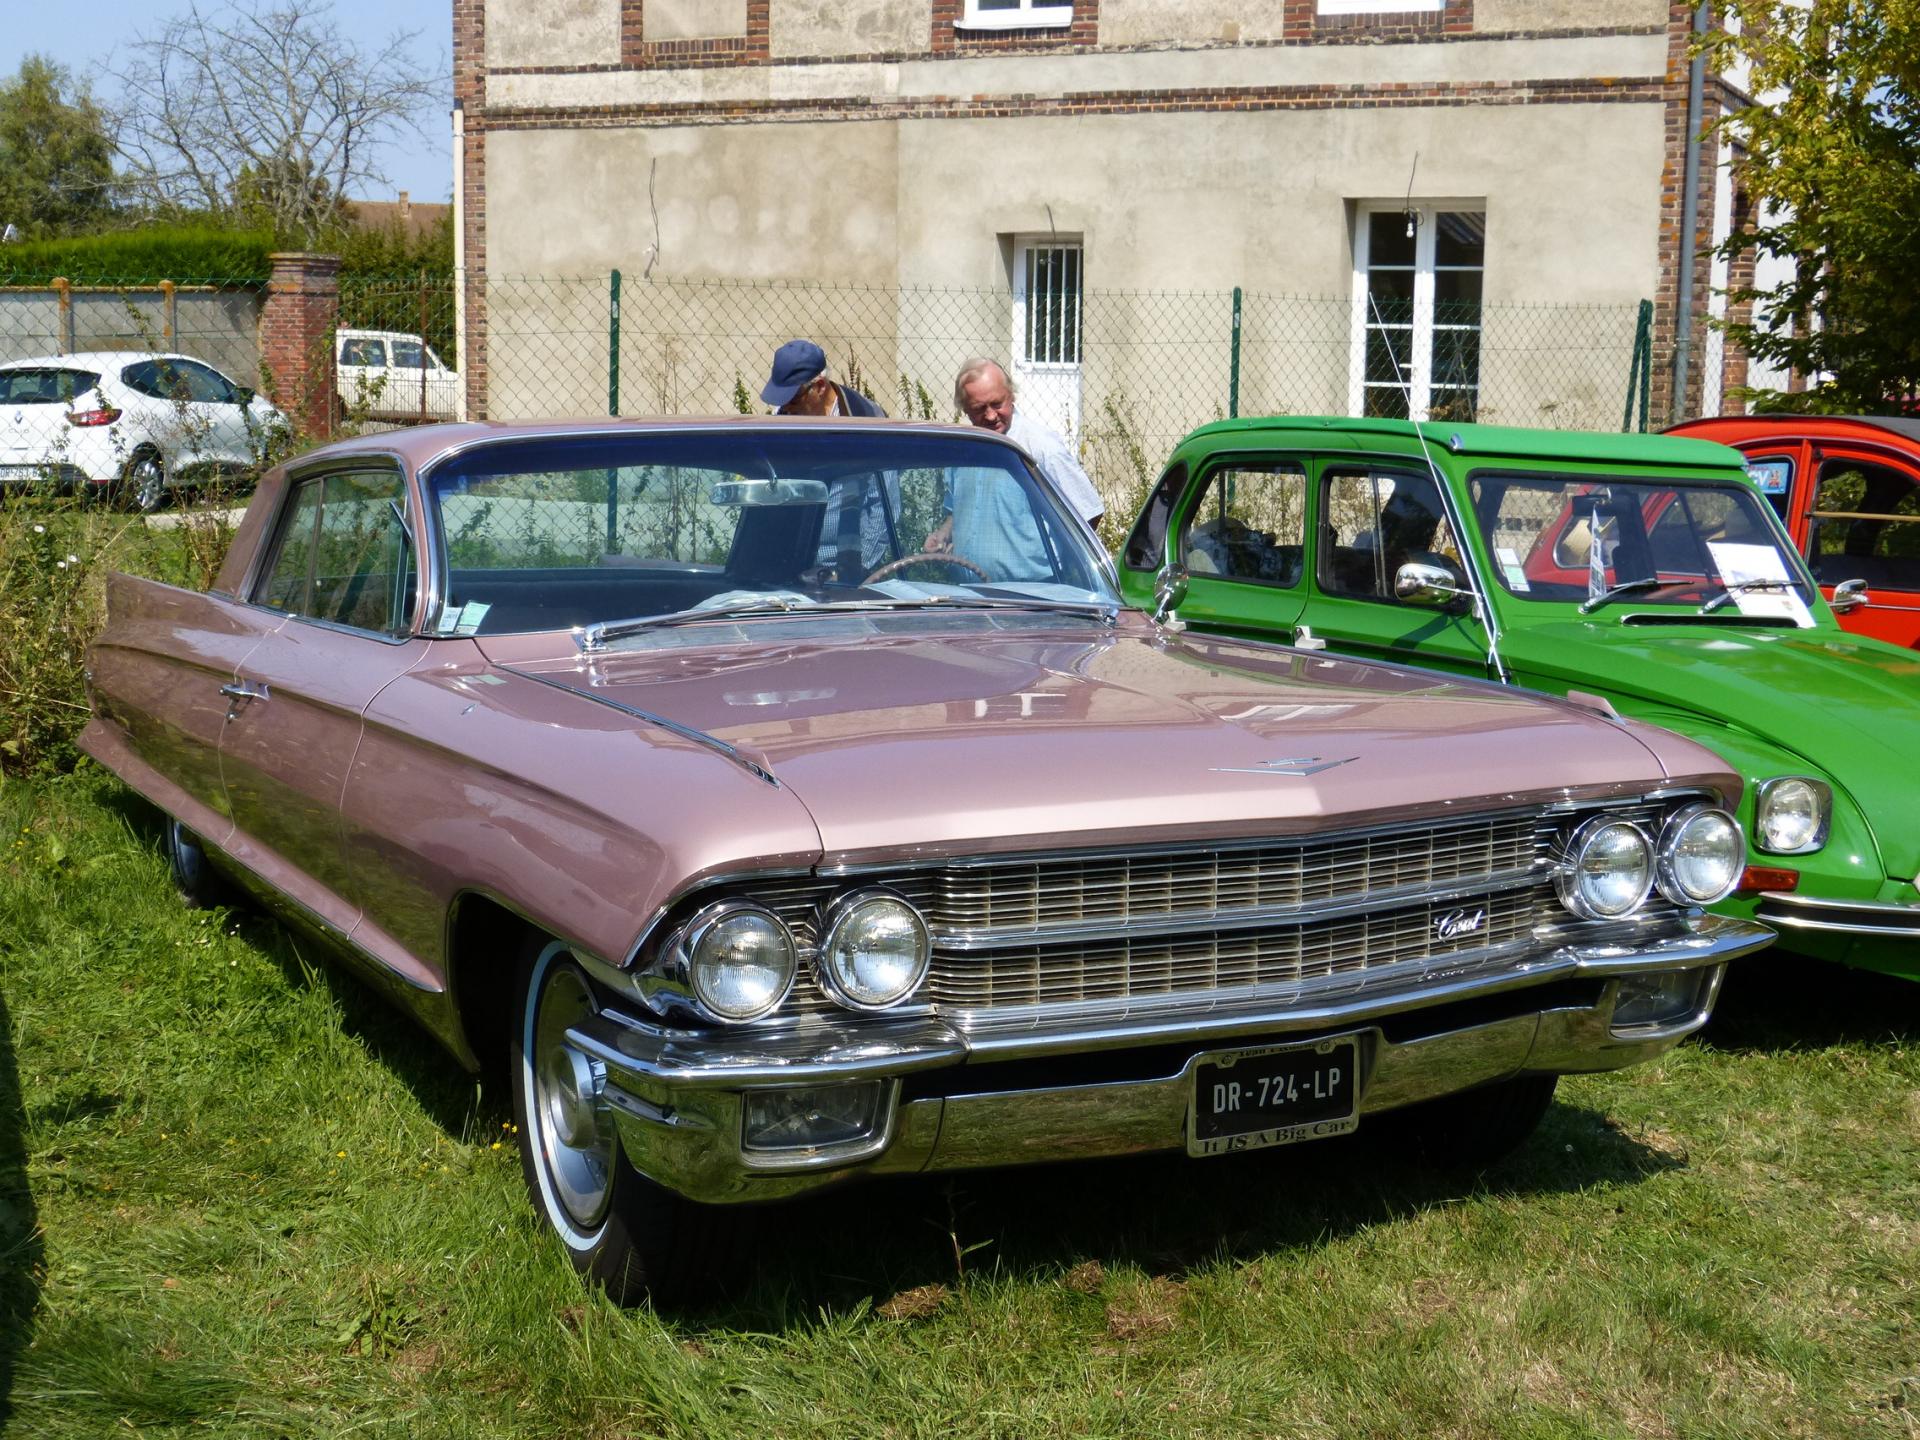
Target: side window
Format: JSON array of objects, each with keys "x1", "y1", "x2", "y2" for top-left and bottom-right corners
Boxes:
[
  {"x1": 120, "y1": 361, "x2": 169, "y2": 399},
  {"x1": 256, "y1": 471, "x2": 413, "y2": 634},
  {"x1": 1810, "y1": 459, "x2": 1920, "y2": 591},
  {"x1": 340, "y1": 338, "x2": 386, "y2": 367},
  {"x1": 1121, "y1": 463, "x2": 1187, "y2": 573},
  {"x1": 176, "y1": 360, "x2": 234, "y2": 404},
  {"x1": 1182, "y1": 463, "x2": 1306, "y2": 587},
  {"x1": 258, "y1": 478, "x2": 325, "y2": 613},
  {"x1": 1319, "y1": 468, "x2": 1462, "y2": 602},
  {"x1": 390, "y1": 339, "x2": 425, "y2": 369}
]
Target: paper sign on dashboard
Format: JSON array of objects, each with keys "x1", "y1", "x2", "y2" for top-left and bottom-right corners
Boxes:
[{"x1": 1705, "y1": 542, "x2": 1814, "y2": 627}]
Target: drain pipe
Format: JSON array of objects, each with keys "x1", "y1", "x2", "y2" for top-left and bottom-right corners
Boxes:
[{"x1": 1672, "y1": 1, "x2": 1712, "y2": 419}]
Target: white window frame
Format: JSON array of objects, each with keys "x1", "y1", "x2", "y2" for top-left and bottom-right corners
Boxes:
[
  {"x1": 1318, "y1": 0, "x2": 1442, "y2": 12},
  {"x1": 957, "y1": 0, "x2": 1074, "y2": 32},
  {"x1": 1348, "y1": 201, "x2": 1484, "y2": 423}
]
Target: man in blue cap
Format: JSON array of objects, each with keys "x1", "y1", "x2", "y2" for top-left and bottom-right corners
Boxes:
[
  {"x1": 761, "y1": 339, "x2": 886, "y2": 418},
  {"x1": 762, "y1": 340, "x2": 893, "y2": 580}
]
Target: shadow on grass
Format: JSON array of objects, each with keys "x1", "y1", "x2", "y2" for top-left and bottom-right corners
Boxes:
[
  {"x1": 0, "y1": 987, "x2": 45, "y2": 1428},
  {"x1": 703, "y1": 1093, "x2": 1679, "y2": 1329},
  {"x1": 1702, "y1": 948, "x2": 1920, "y2": 1054}
]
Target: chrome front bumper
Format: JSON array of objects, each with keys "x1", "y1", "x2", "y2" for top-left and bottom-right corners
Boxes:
[
  {"x1": 1757, "y1": 890, "x2": 1920, "y2": 937},
  {"x1": 566, "y1": 913, "x2": 1768, "y2": 1204}
]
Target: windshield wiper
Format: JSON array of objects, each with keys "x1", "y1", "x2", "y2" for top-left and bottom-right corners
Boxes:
[
  {"x1": 576, "y1": 595, "x2": 808, "y2": 651},
  {"x1": 576, "y1": 593, "x2": 1116, "y2": 652},
  {"x1": 1578, "y1": 578, "x2": 1672, "y2": 615},
  {"x1": 1698, "y1": 579, "x2": 1802, "y2": 615}
]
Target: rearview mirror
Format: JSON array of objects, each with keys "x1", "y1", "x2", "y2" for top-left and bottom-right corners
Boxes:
[
  {"x1": 1151, "y1": 561, "x2": 1189, "y2": 623},
  {"x1": 1394, "y1": 561, "x2": 1476, "y2": 612},
  {"x1": 1829, "y1": 577, "x2": 1868, "y2": 613},
  {"x1": 709, "y1": 477, "x2": 830, "y2": 507}
]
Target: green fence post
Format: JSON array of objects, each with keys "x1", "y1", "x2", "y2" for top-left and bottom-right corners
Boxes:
[
  {"x1": 1229, "y1": 286, "x2": 1243, "y2": 419},
  {"x1": 606, "y1": 268, "x2": 623, "y2": 551},
  {"x1": 1640, "y1": 299, "x2": 1655, "y2": 432},
  {"x1": 608, "y1": 268, "x2": 623, "y2": 416}
]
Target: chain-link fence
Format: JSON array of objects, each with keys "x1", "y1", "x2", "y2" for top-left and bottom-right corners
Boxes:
[{"x1": 2, "y1": 269, "x2": 1665, "y2": 518}]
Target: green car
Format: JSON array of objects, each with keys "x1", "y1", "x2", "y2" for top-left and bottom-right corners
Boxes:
[{"x1": 1117, "y1": 416, "x2": 1920, "y2": 982}]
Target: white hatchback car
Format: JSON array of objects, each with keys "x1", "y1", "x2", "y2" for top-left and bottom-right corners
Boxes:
[{"x1": 0, "y1": 351, "x2": 288, "y2": 510}]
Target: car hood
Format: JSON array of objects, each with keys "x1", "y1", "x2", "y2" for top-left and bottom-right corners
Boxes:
[
  {"x1": 494, "y1": 615, "x2": 1717, "y2": 862},
  {"x1": 1502, "y1": 617, "x2": 1920, "y2": 871}
]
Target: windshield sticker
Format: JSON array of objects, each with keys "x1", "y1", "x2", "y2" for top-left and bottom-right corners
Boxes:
[
  {"x1": 1745, "y1": 459, "x2": 1792, "y2": 496},
  {"x1": 1495, "y1": 546, "x2": 1531, "y2": 592},
  {"x1": 452, "y1": 601, "x2": 491, "y2": 637},
  {"x1": 1706, "y1": 542, "x2": 1815, "y2": 627},
  {"x1": 1586, "y1": 513, "x2": 1611, "y2": 602}
]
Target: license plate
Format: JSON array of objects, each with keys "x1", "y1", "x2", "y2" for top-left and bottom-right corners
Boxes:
[{"x1": 1187, "y1": 1036, "x2": 1360, "y2": 1157}]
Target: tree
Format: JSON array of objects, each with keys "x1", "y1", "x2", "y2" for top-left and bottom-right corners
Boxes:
[
  {"x1": 0, "y1": 57, "x2": 117, "y2": 238},
  {"x1": 1711, "y1": 1, "x2": 1920, "y2": 411},
  {"x1": 109, "y1": 1, "x2": 446, "y2": 245}
]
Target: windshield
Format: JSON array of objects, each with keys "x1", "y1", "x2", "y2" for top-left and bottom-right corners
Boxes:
[
  {"x1": 425, "y1": 429, "x2": 1116, "y2": 637},
  {"x1": 1470, "y1": 473, "x2": 1816, "y2": 621}
]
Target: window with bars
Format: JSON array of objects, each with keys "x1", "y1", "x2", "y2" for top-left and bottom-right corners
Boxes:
[
  {"x1": 1351, "y1": 206, "x2": 1484, "y2": 423},
  {"x1": 959, "y1": 0, "x2": 1074, "y2": 29},
  {"x1": 1020, "y1": 243, "x2": 1082, "y2": 366}
]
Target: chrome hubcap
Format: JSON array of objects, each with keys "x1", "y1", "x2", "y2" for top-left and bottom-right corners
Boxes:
[
  {"x1": 531, "y1": 962, "x2": 613, "y2": 1229},
  {"x1": 131, "y1": 458, "x2": 163, "y2": 510}
]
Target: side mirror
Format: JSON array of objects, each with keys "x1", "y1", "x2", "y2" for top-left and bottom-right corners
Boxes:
[
  {"x1": 1829, "y1": 577, "x2": 1868, "y2": 614},
  {"x1": 233, "y1": 386, "x2": 255, "y2": 407},
  {"x1": 1151, "y1": 561, "x2": 1189, "y2": 623},
  {"x1": 1394, "y1": 561, "x2": 1476, "y2": 612}
]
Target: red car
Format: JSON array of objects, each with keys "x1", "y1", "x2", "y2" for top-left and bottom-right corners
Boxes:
[{"x1": 1668, "y1": 415, "x2": 1920, "y2": 648}]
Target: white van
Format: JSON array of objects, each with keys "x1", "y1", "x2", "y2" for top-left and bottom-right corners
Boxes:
[{"x1": 336, "y1": 329, "x2": 462, "y2": 422}]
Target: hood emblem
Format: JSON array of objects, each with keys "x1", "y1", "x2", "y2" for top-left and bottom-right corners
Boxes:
[
  {"x1": 1434, "y1": 907, "x2": 1486, "y2": 940},
  {"x1": 1209, "y1": 756, "x2": 1356, "y2": 777}
]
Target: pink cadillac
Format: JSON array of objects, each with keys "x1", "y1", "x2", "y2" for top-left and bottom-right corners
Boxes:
[{"x1": 81, "y1": 419, "x2": 1771, "y2": 1303}]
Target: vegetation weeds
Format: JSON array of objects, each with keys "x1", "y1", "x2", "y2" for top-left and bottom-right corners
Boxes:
[{"x1": 1, "y1": 768, "x2": 1917, "y2": 1436}]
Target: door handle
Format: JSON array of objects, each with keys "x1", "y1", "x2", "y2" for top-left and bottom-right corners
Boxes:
[{"x1": 220, "y1": 680, "x2": 269, "y2": 717}]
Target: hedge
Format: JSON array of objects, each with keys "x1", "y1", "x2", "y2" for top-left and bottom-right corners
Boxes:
[{"x1": 0, "y1": 227, "x2": 276, "y2": 286}]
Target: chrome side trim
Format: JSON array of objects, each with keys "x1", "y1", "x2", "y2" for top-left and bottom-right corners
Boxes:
[
  {"x1": 1757, "y1": 890, "x2": 1920, "y2": 937},
  {"x1": 503, "y1": 665, "x2": 780, "y2": 787}
]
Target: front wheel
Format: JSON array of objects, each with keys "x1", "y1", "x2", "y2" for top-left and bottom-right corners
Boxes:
[
  {"x1": 511, "y1": 941, "x2": 741, "y2": 1305},
  {"x1": 165, "y1": 819, "x2": 233, "y2": 909},
  {"x1": 1398, "y1": 1074, "x2": 1559, "y2": 1169}
]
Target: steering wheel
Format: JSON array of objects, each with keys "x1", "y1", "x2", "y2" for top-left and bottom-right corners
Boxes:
[{"x1": 864, "y1": 552, "x2": 993, "y2": 584}]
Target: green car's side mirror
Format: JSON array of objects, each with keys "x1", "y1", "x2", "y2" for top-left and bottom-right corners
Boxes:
[
  {"x1": 1152, "y1": 562, "x2": 1189, "y2": 623},
  {"x1": 1394, "y1": 561, "x2": 1476, "y2": 613},
  {"x1": 1829, "y1": 577, "x2": 1868, "y2": 614}
]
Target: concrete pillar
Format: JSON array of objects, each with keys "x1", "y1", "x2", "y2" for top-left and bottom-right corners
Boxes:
[{"x1": 260, "y1": 252, "x2": 341, "y2": 440}]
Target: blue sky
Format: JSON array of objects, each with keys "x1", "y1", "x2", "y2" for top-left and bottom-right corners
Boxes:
[{"x1": 5, "y1": 0, "x2": 454, "y2": 202}]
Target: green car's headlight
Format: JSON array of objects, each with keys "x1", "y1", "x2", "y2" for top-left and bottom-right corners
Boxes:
[{"x1": 1754, "y1": 776, "x2": 1832, "y2": 855}]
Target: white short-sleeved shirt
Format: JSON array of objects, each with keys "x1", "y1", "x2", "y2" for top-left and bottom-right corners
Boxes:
[{"x1": 1007, "y1": 408, "x2": 1104, "y2": 526}]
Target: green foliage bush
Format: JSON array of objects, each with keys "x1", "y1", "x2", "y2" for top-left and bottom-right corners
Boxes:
[{"x1": 0, "y1": 226, "x2": 275, "y2": 285}]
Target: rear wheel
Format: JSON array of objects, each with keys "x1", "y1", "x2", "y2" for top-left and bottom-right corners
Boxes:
[
  {"x1": 511, "y1": 940, "x2": 741, "y2": 1305},
  {"x1": 164, "y1": 819, "x2": 232, "y2": 909},
  {"x1": 119, "y1": 451, "x2": 167, "y2": 513},
  {"x1": 1400, "y1": 1074, "x2": 1559, "y2": 1169}
]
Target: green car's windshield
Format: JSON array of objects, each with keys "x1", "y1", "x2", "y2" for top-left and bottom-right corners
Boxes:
[
  {"x1": 425, "y1": 429, "x2": 1115, "y2": 637},
  {"x1": 1470, "y1": 474, "x2": 1815, "y2": 618}
]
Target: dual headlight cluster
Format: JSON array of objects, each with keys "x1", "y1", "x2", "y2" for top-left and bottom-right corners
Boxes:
[
  {"x1": 675, "y1": 890, "x2": 930, "y2": 1025},
  {"x1": 1556, "y1": 803, "x2": 1744, "y2": 920}
]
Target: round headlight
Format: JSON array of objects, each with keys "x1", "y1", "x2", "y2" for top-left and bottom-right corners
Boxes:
[
  {"x1": 820, "y1": 891, "x2": 931, "y2": 1011},
  {"x1": 1755, "y1": 776, "x2": 1831, "y2": 855},
  {"x1": 1556, "y1": 817, "x2": 1654, "y2": 920},
  {"x1": 1655, "y1": 804, "x2": 1745, "y2": 905},
  {"x1": 685, "y1": 904, "x2": 796, "y2": 1022}
]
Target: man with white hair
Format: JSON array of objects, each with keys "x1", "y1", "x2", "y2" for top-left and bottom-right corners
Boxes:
[{"x1": 950, "y1": 357, "x2": 1104, "y2": 531}]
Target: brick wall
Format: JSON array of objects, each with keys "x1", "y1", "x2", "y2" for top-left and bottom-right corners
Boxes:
[{"x1": 259, "y1": 253, "x2": 341, "y2": 439}]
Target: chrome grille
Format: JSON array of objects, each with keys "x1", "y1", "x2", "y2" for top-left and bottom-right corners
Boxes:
[
  {"x1": 925, "y1": 813, "x2": 1540, "y2": 938},
  {"x1": 925, "y1": 885, "x2": 1546, "y2": 1012}
]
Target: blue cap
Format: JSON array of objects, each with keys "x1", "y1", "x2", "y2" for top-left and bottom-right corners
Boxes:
[{"x1": 761, "y1": 339, "x2": 826, "y2": 406}]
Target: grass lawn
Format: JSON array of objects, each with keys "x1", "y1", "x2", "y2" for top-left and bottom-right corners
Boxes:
[{"x1": 1, "y1": 767, "x2": 1916, "y2": 1438}]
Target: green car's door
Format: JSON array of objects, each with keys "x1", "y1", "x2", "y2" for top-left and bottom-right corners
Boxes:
[
  {"x1": 1296, "y1": 461, "x2": 1494, "y2": 677},
  {"x1": 1168, "y1": 457, "x2": 1312, "y2": 640}
]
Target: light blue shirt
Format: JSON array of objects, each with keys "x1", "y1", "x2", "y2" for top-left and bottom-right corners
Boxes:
[{"x1": 1008, "y1": 408, "x2": 1104, "y2": 525}]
